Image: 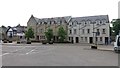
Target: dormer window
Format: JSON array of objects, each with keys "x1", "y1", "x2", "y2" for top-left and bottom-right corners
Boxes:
[
  {"x1": 60, "y1": 20, "x2": 62, "y2": 24},
  {"x1": 86, "y1": 20, "x2": 91, "y2": 25},
  {"x1": 74, "y1": 20, "x2": 78, "y2": 26},
  {"x1": 40, "y1": 22, "x2": 42, "y2": 24},
  {"x1": 50, "y1": 21, "x2": 52, "y2": 25},
  {"x1": 96, "y1": 20, "x2": 100, "y2": 25},
  {"x1": 102, "y1": 19, "x2": 106, "y2": 25},
  {"x1": 54, "y1": 21, "x2": 56, "y2": 24}
]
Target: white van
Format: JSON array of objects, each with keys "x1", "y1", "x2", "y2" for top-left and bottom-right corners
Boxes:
[{"x1": 114, "y1": 35, "x2": 120, "y2": 52}]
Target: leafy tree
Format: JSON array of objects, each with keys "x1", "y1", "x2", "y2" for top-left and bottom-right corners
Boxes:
[
  {"x1": 112, "y1": 19, "x2": 120, "y2": 36},
  {"x1": 25, "y1": 27, "x2": 34, "y2": 41},
  {"x1": 58, "y1": 26, "x2": 67, "y2": 42},
  {"x1": 44, "y1": 28, "x2": 53, "y2": 42}
]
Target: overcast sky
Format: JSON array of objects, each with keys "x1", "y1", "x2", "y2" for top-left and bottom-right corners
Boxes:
[{"x1": 0, "y1": 0, "x2": 119, "y2": 27}]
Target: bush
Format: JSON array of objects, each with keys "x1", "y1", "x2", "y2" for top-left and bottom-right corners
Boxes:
[
  {"x1": 3, "y1": 40, "x2": 7, "y2": 43},
  {"x1": 49, "y1": 41, "x2": 53, "y2": 44},
  {"x1": 42, "y1": 40, "x2": 47, "y2": 44},
  {"x1": 17, "y1": 41, "x2": 20, "y2": 44},
  {"x1": 9, "y1": 41, "x2": 12, "y2": 43},
  {"x1": 27, "y1": 41, "x2": 31, "y2": 44}
]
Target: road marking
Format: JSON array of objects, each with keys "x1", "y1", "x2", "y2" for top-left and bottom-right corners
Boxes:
[
  {"x1": 26, "y1": 49, "x2": 35, "y2": 55},
  {"x1": 0, "y1": 53, "x2": 10, "y2": 56},
  {"x1": 1, "y1": 47, "x2": 26, "y2": 56},
  {"x1": 20, "y1": 47, "x2": 57, "y2": 55}
]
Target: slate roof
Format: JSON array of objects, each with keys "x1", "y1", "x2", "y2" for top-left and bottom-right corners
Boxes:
[
  {"x1": 72, "y1": 15, "x2": 109, "y2": 23},
  {"x1": 31, "y1": 15, "x2": 109, "y2": 24},
  {"x1": 32, "y1": 15, "x2": 72, "y2": 24}
]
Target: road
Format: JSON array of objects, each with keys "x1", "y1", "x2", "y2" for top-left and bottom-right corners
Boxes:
[{"x1": 1, "y1": 43, "x2": 118, "y2": 66}]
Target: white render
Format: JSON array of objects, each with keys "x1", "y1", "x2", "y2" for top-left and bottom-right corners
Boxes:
[{"x1": 68, "y1": 15, "x2": 110, "y2": 44}]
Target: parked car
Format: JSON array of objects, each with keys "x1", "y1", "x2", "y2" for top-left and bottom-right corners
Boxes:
[{"x1": 114, "y1": 35, "x2": 120, "y2": 53}]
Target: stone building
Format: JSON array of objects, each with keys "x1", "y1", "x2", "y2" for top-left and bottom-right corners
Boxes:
[
  {"x1": 27, "y1": 15, "x2": 71, "y2": 42},
  {"x1": 27, "y1": 15, "x2": 110, "y2": 44}
]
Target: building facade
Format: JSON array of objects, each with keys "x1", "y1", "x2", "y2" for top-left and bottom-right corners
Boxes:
[
  {"x1": 68, "y1": 15, "x2": 110, "y2": 44},
  {"x1": 0, "y1": 26, "x2": 7, "y2": 40},
  {"x1": 27, "y1": 15, "x2": 71, "y2": 42},
  {"x1": 27, "y1": 15, "x2": 110, "y2": 44},
  {"x1": 6, "y1": 25, "x2": 27, "y2": 41}
]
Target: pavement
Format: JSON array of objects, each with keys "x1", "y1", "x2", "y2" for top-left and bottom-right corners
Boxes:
[{"x1": 1, "y1": 42, "x2": 114, "y2": 51}]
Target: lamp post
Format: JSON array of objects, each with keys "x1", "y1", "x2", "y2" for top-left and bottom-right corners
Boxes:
[
  {"x1": 78, "y1": 22, "x2": 81, "y2": 43},
  {"x1": 91, "y1": 21, "x2": 103, "y2": 49}
]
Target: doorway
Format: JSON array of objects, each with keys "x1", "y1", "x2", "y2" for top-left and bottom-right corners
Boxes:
[
  {"x1": 89, "y1": 37, "x2": 93, "y2": 44},
  {"x1": 76, "y1": 37, "x2": 79, "y2": 43},
  {"x1": 105, "y1": 37, "x2": 108, "y2": 45}
]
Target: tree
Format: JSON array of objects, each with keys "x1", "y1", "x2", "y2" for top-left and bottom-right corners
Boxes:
[
  {"x1": 25, "y1": 27, "x2": 34, "y2": 41},
  {"x1": 44, "y1": 28, "x2": 53, "y2": 42},
  {"x1": 112, "y1": 19, "x2": 120, "y2": 36},
  {"x1": 58, "y1": 26, "x2": 67, "y2": 42}
]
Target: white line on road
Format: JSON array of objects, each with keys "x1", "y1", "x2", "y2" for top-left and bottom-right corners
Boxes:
[
  {"x1": 26, "y1": 49, "x2": 35, "y2": 55},
  {"x1": 1, "y1": 47, "x2": 27, "y2": 56},
  {"x1": 0, "y1": 53, "x2": 10, "y2": 56},
  {"x1": 20, "y1": 47, "x2": 57, "y2": 55}
]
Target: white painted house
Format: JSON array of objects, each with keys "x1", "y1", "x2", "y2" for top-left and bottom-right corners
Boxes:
[{"x1": 68, "y1": 15, "x2": 110, "y2": 44}]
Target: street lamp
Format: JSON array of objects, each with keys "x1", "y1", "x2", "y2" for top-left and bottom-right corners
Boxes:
[{"x1": 91, "y1": 21, "x2": 104, "y2": 49}]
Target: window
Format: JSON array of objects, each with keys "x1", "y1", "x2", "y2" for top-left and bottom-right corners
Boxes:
[
  {"x1": 50, "y1": 21, "x2": 52, "y2": 25},
  {"x1": 74, "y1": 29, "x2": 77, "y2": 34},
  {"x1": 85, "y1": 37, "x2": 87, "y2": 42},
  {"x1": 96, "y1": 37, "x2": 98, "y2": 41},
  {"x1": 72, "y1": 22, "x2": 74, "y2": 25},
  {"x1": 100, "y1": 37, "x2": 102, "y2": 41},
  {"x1": 86, "y1": 20, "x2": 90, "y2": 25},
  {"x1": 40, "y1": 36, "x2": 45, "y2": 39},
  {"x1": 81, "y1": 37, "x2": 83, "y2": 41},
  {"x1": 69, "y1": 37, "x2": 71, "y2": 41},
  {"x1": 54, "y1": 21, "x2": 56, "y2": 24},
  {"x1": 82, "y1": 29, "x2": 84, "y2": 34},
  {"x1": 102, "y1": 29, "x2": 106, "y2": 34},
  {"x1": 40, "y1": 29, "x2": 43, "y2": 33},
  {"x1": 96, "y1": 20, "x2": 100, "y2": 25},
  {"x1": 87, "y1": 29, "x2": 90, "y2": 34},
  {"x1": 102, "y1": 19, "x2": 106, "y2": 25},
  {"x1": 40, "y1": 22, "x2": 42, "y2": 24},
  {"x1": 69, "y1": 29, "x2": 72, "y2": 34},
  {"x1": 97, "y1": 29, "x2": 99, "y2": 32},
  {"x1": 60, "y1": 20, "x2": 62, "y2": 24},
  {"x1": 81, "y1": 21, "x2": 85, "y2": 26}
]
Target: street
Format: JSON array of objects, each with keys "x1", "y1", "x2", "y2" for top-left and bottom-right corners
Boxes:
[{"x1": 1, "y1": 43, "x2": 118, "y2": 66}]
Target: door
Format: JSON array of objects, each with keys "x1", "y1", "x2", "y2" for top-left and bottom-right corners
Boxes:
[
  {"x1": 76, "y1": 37, "x2": 79, "y2": 43},
  {"x1": 105, "y1": 37, "x2": 108, "y2": 45},
  {"x1": 89, "y1": 37, "x2": 93, "y2": 44}
]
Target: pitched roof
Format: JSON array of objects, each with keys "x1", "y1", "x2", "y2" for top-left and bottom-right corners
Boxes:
[
  {"x1": 31, "y1": 15, "x2": 109, "y2": 24},
  {"x1": 72, "y1": 15, "x2": 109, "y2": 23},
  {"x1": 33, "y1": 15, "x2": 72, "y2": 24}
]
